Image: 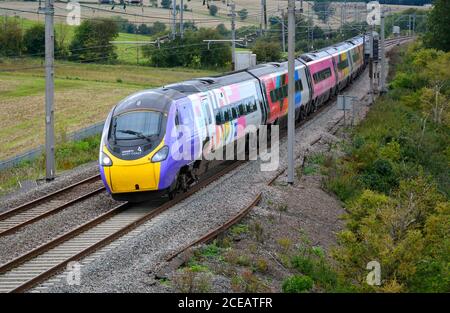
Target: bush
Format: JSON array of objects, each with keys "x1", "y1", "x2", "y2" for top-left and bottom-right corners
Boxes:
[
  {"x1": 326, "y1": 45, "x2": 450, "y2": 292},
  {"x1": 143, "y1": 28, "x2": 231, "y2": 68},
  {"x1": 209, "y1": 5, "x2": 218, "y2": 17},
  {"x1": 238, "y1": 9, "x2": 248, "y2": 21},
  {"x1": 252, "y1": 39, "x2": 281, "y2": 63},
  {"x1": 0, "y1": 17, "x2": 23, "y2": 56},
  {"x1": 423, "y1": 0, "x2": 450, "y2": 52},
  {"x1": 282, "y1": 275, "x2": 313, "y2": 293},
  {"x1": 23, "y1": 24, "x2": 45, "y2": 56},
  {"x1": 161, "y1": 0, "x2": 171, "y2": 9},
  {"x1": 69, "y1": 18, "x2": 119, "y2": 63},
  {"x1": 22, "y1": 24, "x2": 64, "y2": 58}
]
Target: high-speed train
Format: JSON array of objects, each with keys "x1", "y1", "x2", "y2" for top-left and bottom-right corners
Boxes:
[{"x1": 99, "y1": 35, "x2": 368, "y2": 201}]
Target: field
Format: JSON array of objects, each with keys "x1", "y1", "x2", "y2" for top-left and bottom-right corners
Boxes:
[
  {"x1": 0, "y1": 0, "x2": 430, "y2": 33},
  {"x1": 0, "y1": 58, "x2": 217, "y2": 160}
]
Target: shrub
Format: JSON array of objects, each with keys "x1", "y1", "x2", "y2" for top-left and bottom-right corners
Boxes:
[
  {"x1": 143, "y1": 28, "x2": 231, "y2": 68},
  {"x1": 209, "y1": 5, "x2": 218, "y2": 17},
  {"x1": 69, "y1": 18, "x2": 118, "y2": 63},
  {"x1": 282, "y1": 275, "x2": 313, "y2": 293},
  {"x1": 23, "y1": 24, "x2": 45, "y2": 55},
  {"x1": 238, "y1": 8, "x2": 248, "y2": 21},
  {"x1": 252, "y1": 39, "x2": 281, "y2": 63},
  {"x1": 0, "y1": 17, "x2": 23, "y2": 56}
]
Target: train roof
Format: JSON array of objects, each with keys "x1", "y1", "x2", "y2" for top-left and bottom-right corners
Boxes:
[
  {"x1": 113, "y1": 88, "x2": 183, "y2": 115},
  {"x1": 299, "y1": 50, "x2": 331, "y2": 63},
  {"x1": 347, "y1": 35, "x2": 365, "y2": 45},
  {"x1": 247, "y1": 62, "x2": 283, "y2": 76}
]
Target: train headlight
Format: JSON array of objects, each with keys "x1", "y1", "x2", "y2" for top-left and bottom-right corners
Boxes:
[
  {"x1": 151, "y1": 146, "x2": 169, "y2": 163},
  {"x1": 100, "y1": 152, "x2": 113, "y2": 167}
]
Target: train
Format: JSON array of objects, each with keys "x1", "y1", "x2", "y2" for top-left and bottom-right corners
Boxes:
[{"x1": 99, "y1": 34, "x2": 369, "y2": 202}]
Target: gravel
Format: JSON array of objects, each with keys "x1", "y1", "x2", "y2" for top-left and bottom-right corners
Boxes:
[
  {"x1": 0, "y1": 191, "x2": 119, "y2": 265},
  {"x1": 43, "y1": 70, "x2": 373, "y2": 292},
  {"x1": 0, "y1": 161, "x2": 100, "y2": 213}
]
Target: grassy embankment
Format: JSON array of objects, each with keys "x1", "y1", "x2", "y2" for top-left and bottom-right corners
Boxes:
[
  {"x1": 320, "y1": 42, "x2": 449, "y2": 292},
  {"x1": 164, "y1": 43, "x2": 449, "y2": 293}
]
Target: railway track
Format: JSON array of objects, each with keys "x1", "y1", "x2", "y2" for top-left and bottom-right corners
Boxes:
[
  {"x1": 0, "y1": 175, "x2": 104, "y2": 237},
  {"x1": 0, "y1": 35, "x2": 412, "y2": 293},
  {"x1": 0, "y1": 161, "x2": 243, "y2": 293},
  {"x1": 165, "y1": 35, "x2": 414, "y2": 264},
  {"x1": 385, "y1": 36, "x2": 413, "y2": 48}
]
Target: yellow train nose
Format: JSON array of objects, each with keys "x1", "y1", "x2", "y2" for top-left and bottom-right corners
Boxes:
[{"x1": 102, "y1": 143, "x2": 163, "y2": 193}]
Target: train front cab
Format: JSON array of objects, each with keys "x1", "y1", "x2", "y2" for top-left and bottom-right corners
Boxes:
[{"x1": 99, "y1": 92, "x2": 177, "y2": 202}]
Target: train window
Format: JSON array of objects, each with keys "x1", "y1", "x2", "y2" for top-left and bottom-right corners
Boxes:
[
  {"x1": 253, "y1": 101, "x2": 258, "y2": 112},
  {"x1": 231, "y1": 107, "x2": 238, "y2": 119},
  {"x1": 337, "y1": 58, "x2": 349, "y2": 70},
  {"x1": 223, "y1": 108, "x2": 230, "y2": 122},
  {"x1": 275, "y1": 88, "x2": 282, "y2": 101},
  {"x1": 282, "y1": 85, "x2": 288, "y2": 98},
  {"x1": 238, "y1": 104, "x2": 244, "y2": 116},
  {"x1": 215, "y1": 110, "x2": 223, "y2": 125},
  {"x1": 114, "y1": 111, "x2": 162, "y2": 140},
  {"x1": 270, "y1": 90, "x2": 276, "y2": 103},
  {"x1": 175, "y1": 110, "x2": 180, "y2": 126},
  {"x1": 295, "y1": 80, "x2": 303, "y2": 91},
  {"x1": 242, "y1": 103, "x2": 248, "y2": 115},
  {"x1": 313, "y1": 68, "x2": 332, "y2": 83},
  {"x1": 246, "y1": 102, "x2": 253, "y2": 113}
]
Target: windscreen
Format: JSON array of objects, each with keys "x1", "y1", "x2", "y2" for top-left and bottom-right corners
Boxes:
[{"x1": 112, "y1": 111, "x2": 162, "y2": 141}]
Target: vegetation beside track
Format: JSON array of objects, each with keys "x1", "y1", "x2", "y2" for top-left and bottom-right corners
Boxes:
[
  {"x1": 0, "y1": 135, "x2": 100, "y2": 196},
  {"x1": 322, "y1": 42, "x2": 449, "y2": 292},
  {"x1": 160, "y1": 43, "x2": 449, "y2": 293}
]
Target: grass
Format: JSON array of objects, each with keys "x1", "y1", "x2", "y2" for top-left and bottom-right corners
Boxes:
[
  {"x1": 0, "y1": 58, "x2": 217, "y2": 161},
  {"x1": 0, "y1": 135, "x2": 100, "y2": 196}
]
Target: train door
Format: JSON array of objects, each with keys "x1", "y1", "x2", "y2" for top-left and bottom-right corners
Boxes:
[
  {"x1": 299, "y1": 67, "x2": 310, "y2": 110},
  {"x1": 176, "y1": 99, "x2": 197, "y2": 163},
  {"x1": 200, "y1": 95, "x2": 215, "y2": 152}
]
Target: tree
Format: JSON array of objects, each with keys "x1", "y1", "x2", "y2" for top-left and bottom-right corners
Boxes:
[
  {"x1": 312, "y1": 0, "x2": 333, "y2": 23},
  {"x1": 161, "y1": 0, "x2": 171, "y2": 9},
  {"x1": 23, "y1": 24, "x2": 64, "y2": 58},
  {"x1": 423, "y1": 0, "x2": 450, "y2": 52},
  {"x1": 152, "y1": 21, "x2": 166, "y2": 35},
  {"x1": 209, "y1": 4, "x2": 218, "y2": 17},
  {"x1": 252, "y1": 39, "x2": 281, "y2": 63},
  {"x1": 216, "y1": 24, "x2": 230, "y2": 37},
  {"x1": 149, "y1": 0, "x2": 158, "y2": 7},
  {"x1": 23, "y1": 24, "x2": 45, "y2": 55},
  {"x1": 137, "y1": 24, "x2": 151, "y2": 35},
  {"x1": 238, "y1": 8, "x2": 248, "y2": 21},
  {"x1": 0, "y1": 17, "x2": 23, "y2": 57},
  {"x1": 143, "y1": 28, "x2": 231, "y2": 68},
  {"x1": 69, "y1": 18, "x2": 119, "y2": 63}
]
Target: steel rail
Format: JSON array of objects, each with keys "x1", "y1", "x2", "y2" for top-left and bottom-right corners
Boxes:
[
  {"x1": 0, "y1": 175, "x2": 103, "y2": 236},
  {"x1": 0, "y1": 161, "x2": 244, "y2": 293},
  {"x1": 0, "y1": 174, "x2": 101, "y2": 221}
]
